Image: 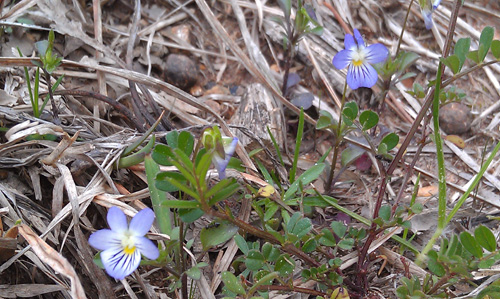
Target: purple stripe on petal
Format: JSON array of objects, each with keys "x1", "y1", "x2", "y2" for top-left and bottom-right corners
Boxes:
[
  {"x1": 332, "y1": 49, "x2": 353, "y2": 69},
  {"x1": 136, "y1": 236, "x2": 160, "y2": 260},
  {"x1": 107, "y1": 207, "x2": 128, "y2": 233},
  {"x1": 129, "y1": 208, "x2": 155, "y2": 236},
  {"x1": 356, "y1": 64, "x2": 378, "y2": 89},
  {"x1": 344, "y1": 33, "x2": 355, "y2": 50},
  {"x1": 101, "y1": 247, "x2": 141, "y2": 280},
  {"x1": 88, "y1": 229, "x2": 122, "y2": 251},
  {"x1": 353, "y1": 29, "x2": 365, "y2": 47},
  {"x1": 364, "y1": 44, "x2": 389, "y2": 64}
]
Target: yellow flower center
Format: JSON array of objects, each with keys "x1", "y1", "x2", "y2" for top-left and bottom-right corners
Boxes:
[
  {"x1": 121, "y1": 231, "x2": 137, "y2": 255},
  {"x1": 351, "y1": 48, "x2": 365, "y2": 67}
]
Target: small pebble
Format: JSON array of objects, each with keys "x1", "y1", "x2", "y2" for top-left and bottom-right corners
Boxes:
[
  {"x1": 439, "y1": 102, "x2": 472, "y2": 135},
  {"x1": 164, "y1": 54, "x2": 198, "y2": 91}
]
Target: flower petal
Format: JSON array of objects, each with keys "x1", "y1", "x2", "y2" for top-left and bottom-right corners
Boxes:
[
  {"x1": 213, "y1": 154, "x2": 229, "y2": 179},
  {"x1": 136, "y1": 236, "x2": 160, "y2": 260},
  {"x1": 347, "y1": 63, "x2": 378, "y2": 90},
  {"x1": 423, "y1": 9, "x2": 433, "y2": 29},
  {"x1": 353, "y1": 29, "x2": 365, "y2": 47},
  {"x1": 129, "y1": 208, "x2": 155, "y2": 237},
  {"x1": 224, "y1": 137, "x2": 238, "y2": 160},
  {"x1": 344, "y1": 33, "x2": 355, "y2": 50},
  {"x1": 101, "y1": 247, "x2": 141, "y2": 280},
  {"x1": 332, "y1": 49, "x2": 353, "y2": 70},
  {"x1": 432, "y1": 0, "x2": 441, "y2": 9},
  {"x1": 364, "y1": 44, "x2": 389, "y2": 64},
  {"x1": 107, "y1": 207, "x2": 128, "y2": 233},
  {"x1": 88, "y1": 229, "x2": 122, "y2": 251}
]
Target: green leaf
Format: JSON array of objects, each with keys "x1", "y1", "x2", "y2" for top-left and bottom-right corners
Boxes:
[
  {"x1": 277, "y1": 0, "x2": 291, "y2": 20},
  {"x1": 474, "y1": 225, "x2": 497, "y2": 252},
  {"x1": 379, "y1": 205, "x2": 391, "y2": 222},
  {"x1": 178, "y1": 208, "x2": 203, "y2": 223},
  {"x1": 234, "y1": 234, "x2": 249, "y2": 255},
  {"x1": 177, "y1": 131, "x2": 194, "y2": 156},
  {"x1": 284, "y1": 163, "x2": 325, "y2": 200},
  {"x1": 317, "y1": 110, "x2": 335, "y2": 130},
  {"x1": 145, "y1": 156, "x2": 172, "y2": 235},
  {"x1": 286, "y1": 212, "x2": 312, "y2": 239},
  {"x1": 427, "y1": 252, "x2": 445, "y2": 276},
  {"x1": 460, "y1": 231, "x2": 483, "y2": 258},
  {"x1": 397, "y1": 52, "x2": 420, "y2": 73},
  {"x1": 342, "y1": 101, "x2": 358, "y2": 125},
  {"x1": 491, "y1": 40, "x2": 500, "y2": 59},
  {"x1": 264, "y1": 202, "x2": 279, "y2": 222},
  {"x1": 275, "y1": 254, "x2": 295, "y2": 277},
  {"x1": 441, "y1": 55, "x2": 460, "y2": 74},
  {"x1": 337, "y1": 238, "x2": 354, "y2": 250},
  {"x1": 302, "y1": 238, "x2": 317, "y2": 253},
  {"x1": 165, "y1": 130, "x2": 179, "y2": 148},
  {"x1": 155, "y1": 171, "x2": 185, "y2": 192},
  {"x1": 160, "y1": 200, "x2": 199, "y2": 209},
  {"x1": 340, "y1": 145, "x2": 365, "y2": 167},
  {"x1": 331, "y1": 221, "x2": 347, "y2": 238},
  {"x1": 467, "y1": 50, "x2": 480, "y2": 64},
  {"x1": 152, "y1": 144, "x2": 175, "y2": 166},
  {"x1": 359, "y1": 110, "x2": 379, "y2": 131},
  {"x1": 479, "y1": 26, "x2": 494, "y2": 62},
  {"x1": 454, "y1": 37, "x2": 470, "y2": 71},
  {"x1": 319, "y1": 228, "x2": 336, "y2": 246},
  {"x1": 200, "y1": 222, "x2": 239, "y2": 251},
  {"x1": 185, "y1": 266, "x2": 201, "y2": 280},
  {"x1": 245, "y1": 250, "x2": 266, "y2": 271},
  {"x1": 262, "y1": 242, "x2": 280, "y2": 262},
  {"x1": 378, "y1": 133, "x2": 399, "y2": 154},
  {"x1": 221, "y1": 271, "x2": 245, "y2": 295}
]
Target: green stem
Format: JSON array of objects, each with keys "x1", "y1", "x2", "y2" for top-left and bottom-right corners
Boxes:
[
  {"x1": 326, "y1": 81, "x2": 348, "y2": 192},
  {"x1": 289, "y1": 108, "x2": 304, "y2": 183}
]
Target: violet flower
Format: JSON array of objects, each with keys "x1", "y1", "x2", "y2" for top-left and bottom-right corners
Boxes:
[
  {"x1": 213, "y1": 137, "x2": 238, "y2": 179},
  {"x1": 332, "y1": 29, "x2": 389, "y2": 90},
  {"x1": 89, "y1": 207, "x2": 159, "y2": 280},
  {"x1": 421, "y1": 0, "x2": 442, "y2": 29}
]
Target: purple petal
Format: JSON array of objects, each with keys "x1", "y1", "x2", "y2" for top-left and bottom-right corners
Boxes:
[
  {"x1": 101, "y1": 247, "x2": 141, "y2": 280},
  {"x1": 432, "y1": 0, "x2": 441, "y2": 9},
  {"x1": 344, "y1": 33, "x2": 355, "y2": 50},
  {"x1": 347, "y1": 63, "x2": 378, "y2": 90},
  {"x1": 88, "y1": 229, "x2": 122, "y2": 251},
  {"x1": 213, "y1": 154, "x2": 228, "y2": 179},
  {"x1": 353, "y1": 29, "x2": 365, "y2": 47},
  {"x1": 364, "y1": 44, "x2": 389, "y2": 64},
  {"x1": 332, "y1": 49, "x2": 353, "y2": 69},
  {"x1": 107, "y1": 207, "x2": 128, "y2": 233},
  {"x1": 129, "y1": 208, "x2": 155, "y2": 237},
  {"x1": 224, "y1": 137, "x2": 238, "y2": 160},
  {"x1": 136, "y1": 236, "x2": 159, "y2": 260}
]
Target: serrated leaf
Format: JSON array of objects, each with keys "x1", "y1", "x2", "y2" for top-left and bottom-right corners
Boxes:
[
  {"x1": 479, "y1": 26, "x2": 494, "y2": 62},
  {"x1": 460, "y1": 231, "x2": 483, "y2": 258},
  {"x1": 221, "y1": 271, "x2": 245, "y2": 295},
  {"x1": 454, "y1": 37, "x2": 470, "y2": 70},
  {"x1": 275, "y1": 254, "x2": 295, "y2": 277},
  {"x1": 474, "y1": 225, "x2": 497, "y2": 252},
  {"x1": 359, "y1": 110, "x2": 379, "y2": 131},
  {"x1": 246, "y1": 250, "x2": 266, "y2": 271},
  {"x1": 491, "y1": 40, "x2": 500, "y2": 59}
]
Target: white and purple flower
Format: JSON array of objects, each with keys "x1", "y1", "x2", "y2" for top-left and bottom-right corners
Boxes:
[
  {"x1": 421, "y1": 0, "x2": 442, "y2": 29},
  {"x1": 213, "y1": 137, "x2": 238, "y2": 179},
  {"x1": 88, "y1": 207, "x2": 159, "y2": 280},
  {"x1": 332, "y1": 29, "x2": 389, "y2": 90}
]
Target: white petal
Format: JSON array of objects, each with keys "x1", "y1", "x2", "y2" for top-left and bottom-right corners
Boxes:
[{"x1": 101, "y1": 246, "x2": 141, "y2": 280}]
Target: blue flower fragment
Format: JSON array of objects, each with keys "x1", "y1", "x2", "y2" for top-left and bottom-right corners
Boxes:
[
  {"x1": 213, "y1": 137, "x2": 238, "y2": 179},
  {"x1": 421, "y1": 0, "x2": 442, "y2": 29},
  {"x1": 88, "y1": 207, "x2": 159, "y2": 280},
  {"x1": 332, "y1": 29, "x2": 388, "y2": 90}
]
